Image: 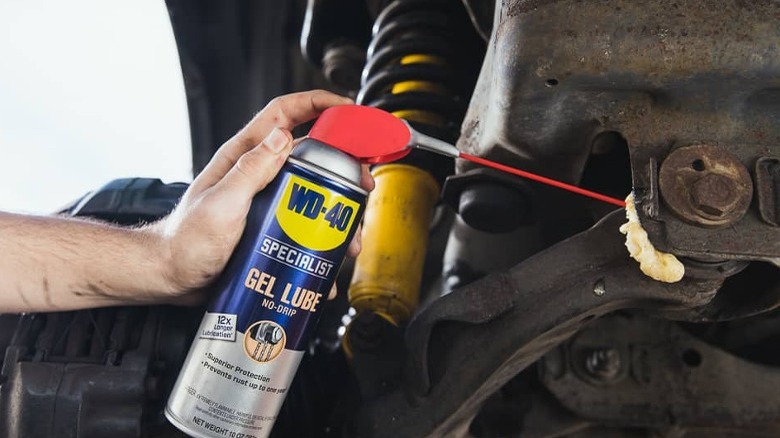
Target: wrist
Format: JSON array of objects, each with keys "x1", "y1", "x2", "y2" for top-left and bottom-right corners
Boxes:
[{"x1": 142, "y1": 220, "x2": 180, "y2": 296}]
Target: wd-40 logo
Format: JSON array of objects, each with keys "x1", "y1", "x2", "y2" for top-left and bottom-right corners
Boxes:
[{"x1": 275, "y1": 174, "x2": 360, "y2": 251}]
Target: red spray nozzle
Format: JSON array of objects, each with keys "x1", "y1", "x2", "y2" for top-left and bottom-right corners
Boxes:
[{"x1": 308, "y1": 105, "x2": 413, "y2": 164}]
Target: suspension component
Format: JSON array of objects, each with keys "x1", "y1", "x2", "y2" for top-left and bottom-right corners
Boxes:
[
  {"x1": 347, "y1": 0, "x2": 483, "y2": 333},
  {"x1": 357, "y1": 0, "x2": 478, "y2": 149},
  {"x1": 300, "y1": 0, "x2": 372, "y2": 92},
  {"x1": 349, "y1": 164, "x2": 440, "y2": 322}
]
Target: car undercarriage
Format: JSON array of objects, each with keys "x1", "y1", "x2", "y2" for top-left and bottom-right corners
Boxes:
[{"x1": 1, "y1": 1, "x2": 779, "y2": 437}]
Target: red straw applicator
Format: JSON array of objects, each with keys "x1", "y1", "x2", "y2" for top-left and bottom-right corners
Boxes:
[{"x1": 309, "y1": 105, "x2": 626, "y2": 208}]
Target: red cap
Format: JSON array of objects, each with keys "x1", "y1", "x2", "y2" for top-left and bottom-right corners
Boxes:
[{"x1": 308, "y1": 105, "x2": 412, "y2": 164}]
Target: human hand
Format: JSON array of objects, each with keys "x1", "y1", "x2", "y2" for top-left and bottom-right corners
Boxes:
[{"x1": 152, "y1": 90, "x2": 373, "y2": 301}]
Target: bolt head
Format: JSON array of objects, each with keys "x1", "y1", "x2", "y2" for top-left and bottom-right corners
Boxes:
[
  {"x1": 659, "y1": 145, "x2": 753, "y2": 227},
  {"x1": 690, "y1": 173, "x2": 738, "y2": 217}
]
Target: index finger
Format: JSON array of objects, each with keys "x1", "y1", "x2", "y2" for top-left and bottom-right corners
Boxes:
[
  {"x1": 194, "y1": 90, "x2": 353, "y2": 193},
  {"x1": 360, "y1": 164, "x2": 375, "y2": 192},
  {"x1": 232, "y1": 90, "x2": 353, "y2": 164}
]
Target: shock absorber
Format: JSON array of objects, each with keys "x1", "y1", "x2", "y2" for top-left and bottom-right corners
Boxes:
[{"x1": 346, "y1": 0, "x2": 483, "y2": 348}]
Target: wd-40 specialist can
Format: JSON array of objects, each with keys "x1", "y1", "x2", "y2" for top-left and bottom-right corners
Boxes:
[{"x1": 166, "y1": 138, "x2": 366, "y2": 438}]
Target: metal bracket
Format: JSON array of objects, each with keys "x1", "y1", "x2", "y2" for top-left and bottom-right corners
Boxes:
[{"x1": 355, "y1": 211, "x2": 724, "y2": 437}]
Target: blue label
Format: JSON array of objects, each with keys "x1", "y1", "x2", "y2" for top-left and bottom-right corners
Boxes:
[{"x1": 207, "y1": 162, "x2": 365, "y2": 352}]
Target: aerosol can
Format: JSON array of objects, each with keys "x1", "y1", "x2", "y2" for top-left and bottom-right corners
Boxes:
[{"x1": 165, "y1": 133, "x2": 368, "y2": 438}]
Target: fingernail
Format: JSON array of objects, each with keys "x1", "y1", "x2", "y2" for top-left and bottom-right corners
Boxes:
[{"x1": 264, "y1": 127, "x2": 288, "y2": 153}]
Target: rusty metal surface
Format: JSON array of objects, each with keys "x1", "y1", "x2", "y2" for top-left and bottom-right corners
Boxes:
[
  {"x1": 457, "y1": 0, "x2": 780, "y2": 262},
  {"x1": 541, "y1": 314, "x2": 780, "y2": 434},
  {"x1": 636, "y1": 141, "x2": 780, "y2": 264},
  {"x1": 756, "y1": 157, "x2": 780, "y2": 227},
  {"x1": 658, "y1": 145, "x2": 753, "y2": 228}
]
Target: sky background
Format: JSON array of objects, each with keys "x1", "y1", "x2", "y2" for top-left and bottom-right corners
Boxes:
[{"x1": 0, "y1": 0, "x2": 191, "y2": 213}]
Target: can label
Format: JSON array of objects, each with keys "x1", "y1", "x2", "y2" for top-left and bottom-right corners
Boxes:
[
  {"x1": 276, "y1": 174, "x2": 360, "y2": 251},
  {"x1": 166, "y1": 160, "x2": 365, "y2": 438}
]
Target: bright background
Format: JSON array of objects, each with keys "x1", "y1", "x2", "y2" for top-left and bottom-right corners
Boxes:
[{"x1": 0, "y1": 0, "x2": 191, "y2": 213}]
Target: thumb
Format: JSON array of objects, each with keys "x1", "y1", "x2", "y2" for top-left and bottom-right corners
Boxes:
[{"x1": 215, "y1": 127, "x2": 293, "y2": 200}]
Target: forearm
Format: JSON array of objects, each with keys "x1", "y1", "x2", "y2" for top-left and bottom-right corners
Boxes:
[{"x1": 0, "y1": 212, "x2": 173, "y2": 312}]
